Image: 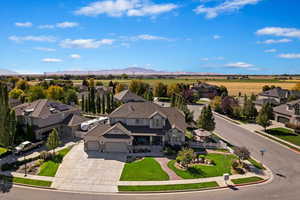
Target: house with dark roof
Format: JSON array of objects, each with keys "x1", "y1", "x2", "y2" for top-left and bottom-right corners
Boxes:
[
  {"x1": 256, "y1": 87, "x2": 300, "y2": 106},
  {"x1": 273, "y1": 99, "x2": 300, "y2": 125},
  {"x1": 114, "y1": 89, "x2": 146, "y2": 103},
  {"x1": 84, "y1": 101, "x2": 187, "y2": 153},
  {"x1": 13, "y1": 99, "x2": 87, "y2": 140},
  {"x1": 190, "y1": 82, "x2": 221, "y2": 99}
]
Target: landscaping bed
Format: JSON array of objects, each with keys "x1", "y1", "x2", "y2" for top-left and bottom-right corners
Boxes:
[
  {"x1": 120, "y1": 157, "x2": 169, "y2": 181},
  {"x1": 248, "y1": 158, "x2": 265, "y2": 170},
  {"x1": 168, "y1": 153, "x2": 237, "y2": 179},
  {"x1": 0, "y1": 175, "x2": 52, "y2": 187},
  {"x1": 1, "y1": 147, "x2": 72, "y2": 177},
  {"x1": 118, "y1": 181, "x2": 218, "y2": 192},
  {"x1": 231, "y1": 176, "x2": 264, "y2": 185},
  {"x1": 266, "y1": 128, "x2": 300, "y2": 146}
]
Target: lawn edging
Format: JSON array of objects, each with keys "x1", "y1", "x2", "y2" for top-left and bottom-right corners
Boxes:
[{"x1": 231, "y1": 176, "x2": 268, "y2": 187}]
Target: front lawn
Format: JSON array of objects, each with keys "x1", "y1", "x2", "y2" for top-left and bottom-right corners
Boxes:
[
  {"x1": 231, "y1": 176, "x2": 263, "y2": 185},
  {"x1": 120, "y1": 157, "x2": 169, "y2": 181},
  {"x1": 38, "y1": 147, "x2": 71, "y2": 177},
  {"x1": 118, "y1": 181, "x2": 218, "y2": 192},
  {"x1": 0, "y1": 175, "x2": 52, "y2": 187},
  {"x1": 168, "y1": 153, "x2": 237, "y2": 179},
  {"x1": 266, "y1": 128, "x2": 300, "y2": 146}
]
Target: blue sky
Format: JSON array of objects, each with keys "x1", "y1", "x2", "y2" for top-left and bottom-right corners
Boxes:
[{"x1": 1, "y1": 0, "x2": 300, "y2": 74}]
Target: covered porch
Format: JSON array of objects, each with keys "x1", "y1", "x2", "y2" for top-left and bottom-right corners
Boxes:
[{"x1": 132, "y1": 135, "x2": 164, "y2": 146}]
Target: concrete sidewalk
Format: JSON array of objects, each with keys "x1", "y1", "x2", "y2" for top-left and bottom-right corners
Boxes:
[
  {"x1": 0, "y1": 170, "x2": 54, "y2": 182},
  {"x1": 118, "y1": 170, "x2": 270, "y2": 186}
]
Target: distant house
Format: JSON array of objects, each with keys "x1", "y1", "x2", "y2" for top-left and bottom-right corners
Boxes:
[
  {"x1": 273, "y1": 99, "x2": 300, "y2": 125},
  {"x1": 190, "y1": 82, "x2": 221, "y2": 99},
  {"x1": 255, "y1": 87, "x2": 300, "y2": 109},
  {"x1": 114, "y1": 89, "x2": 146, "y2": 103},
  {"x1": 13, "y1": 99, "x2": 86, "y2": 140},
  {"x1": 84, "y1": 101, "x2": 187, "y2": 153}
]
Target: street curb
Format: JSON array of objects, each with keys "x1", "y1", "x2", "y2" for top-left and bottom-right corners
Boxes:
[{"x1": 11, "y1": 182, "x2": 55, "y2": 190}]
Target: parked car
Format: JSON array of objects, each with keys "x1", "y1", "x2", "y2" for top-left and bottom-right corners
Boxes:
[{"x1": 14, "y1": 141, "x2": 44, "y2": 154}]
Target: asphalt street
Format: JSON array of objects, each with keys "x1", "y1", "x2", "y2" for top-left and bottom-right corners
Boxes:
[{"x1": 1, "y1": 114, "x2": 300, "y2": 200}]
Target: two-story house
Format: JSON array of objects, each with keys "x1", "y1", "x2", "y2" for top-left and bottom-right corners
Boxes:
[
  {"x1": 13, "y1": 99, "x2": 87, "y2": 140},
  {"x1": 254, "y1": 87, "x2": 300, "y2": 110},
  {"x1": 84, "y1": 101, "x2": 187, "y2": 153},
  {"x1": 190, "y1": 82, "x2": 221, "y2": 99},
  {"x1": 273, "y1": 99, "x2": 300, "y2": 125}
]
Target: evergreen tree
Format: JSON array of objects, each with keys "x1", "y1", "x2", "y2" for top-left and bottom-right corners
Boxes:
[
  {"x1": 171, "y1": 93, "x2": 176, "y2": 107},
  {"x1": 46, "y1": 128, "x2": 60, "y2": 154},
  {"x1": 81, "y1": 95, "x2": 85, "y2": 111},
  {"x1": 101, "y1": 95, "x2": 105, "y2": 114},
  {"x1": 89, "y1": 86, "x2": 96, "y2": 113},
  {"x1": 243, "y1": 97, "x2": 258, "y2": 121},
  {"x1": 197, "y1": 105, "x2": 215, "y2": 132},
  {"x1": 144, "y1": 89, "x2": 153, "y2": 101},
  {"x1": 26, "y1": 124, "x2": 35, "y2": 141},
  {"x1": 106, "y1": 93, "x2": 111, "y2": 113},
  {"x1": 96, "y1": 95, "x2": 101, "y2": 114}
]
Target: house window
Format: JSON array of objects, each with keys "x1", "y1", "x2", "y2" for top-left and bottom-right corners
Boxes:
[
  {"x1": 153, "y1": 119, "x2": 162, "y2": 128},
  {"x1": 135, "y1": 119, "x2": 140, "y2": 124}
]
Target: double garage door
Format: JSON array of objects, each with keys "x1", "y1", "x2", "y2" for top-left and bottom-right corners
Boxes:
[{"x1": 86, "y1": 141, "x2": 128, "y2": 153}]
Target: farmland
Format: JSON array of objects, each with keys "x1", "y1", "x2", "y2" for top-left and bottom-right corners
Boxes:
[{"x1": 69, "y1": 79, "x2": 297, "y2": 96}]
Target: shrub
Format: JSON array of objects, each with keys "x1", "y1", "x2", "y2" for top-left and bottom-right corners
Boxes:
[
  {"x1": 234, "y1": 146, "x2": 250, "y2": 160},
  {"x1": 39, "y1": 151, "x2": 52, "y2": 161},
  {"x1": 232, "y1": 160, "x2": 239, "y2": 169}
]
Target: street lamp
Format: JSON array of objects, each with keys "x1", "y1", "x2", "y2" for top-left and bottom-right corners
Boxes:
[{"x1": 260, "y1": 149, "x2": 267, "y2": 166}]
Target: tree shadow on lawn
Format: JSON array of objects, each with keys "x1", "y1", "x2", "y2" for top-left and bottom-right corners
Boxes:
[
  {"x1": 187, "y1": 166, "x2": 206, "y2": 177},
  {"x1": 0, "y1": 174, "x2": 13, "y2": 193}
]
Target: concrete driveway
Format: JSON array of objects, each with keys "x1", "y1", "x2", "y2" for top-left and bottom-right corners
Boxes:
[{"x1": 52, "y1": 142, "x2": 126, "y2": 193}]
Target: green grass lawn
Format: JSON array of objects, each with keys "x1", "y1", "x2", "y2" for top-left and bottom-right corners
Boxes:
[
  {"x1": 266, "y1": 128, "x2": 300, "y2": 146},
  {"x1": 0, "y1": 147, "x2": 8, "y2": 156},
  {"x1": 231, "y1": 176, "x2": 263, "y2": 185},
  {"x1": 118, "y1": 181, "x2": 218, "y2": 192},
  {"x1": 120, "y1": 157, "x2": 169, "y2": 181},
  {"x1": 0, "y1": 175, "x2": 52, "y2": 187},
  {"x1": 248, "y1": 158, "x2": 265, "y2": 170},
  {"x1": 168, "y1": 153, "x2": 237, "y2": 179},
  {"x1": 38, "y1": 147, "x2": 71, "y2": 177}
]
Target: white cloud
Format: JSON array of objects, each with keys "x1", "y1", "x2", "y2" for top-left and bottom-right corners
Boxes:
[
  {"x1": 34, "y1": 47, "x2": 56, "y2": 52},
  {"x1": 201, "y1": 56, "x2": 224, "y2": 61},
  {"x1": 201, "y1": 58, "x2": 209, "y2": 61},
  {"x1": 60, "y1": 38, "x2": 114, "y2": 48},
  {"x1": 9, "y1": 35, "x2": 56, "y2": 43},
  {"x1": 264, "y1": 49, "x2": 276, "y2": 53},
  {"x1": 134, "y1": 34, "x2": 168, "y2": 41},
  {"x1": 42, "y1": 58, "x2": 62, "y2": 63},
  {"x1": 256, "y1": 27, "x2": 300, "y2": 38},
  {"x1": 15, "y1": 22, "x2": 32, "y2": 27},
  {"x1": 194, "y1": 0, "x2": 261, "y2": 19},
  {"x1": 213, "y1": 35, "x2": 222, "y2": 39},
  {"x1": 225, "y1": 62, "x2": 254, "y2": 68},
  {"x1": 56, "y1": 22, "x2": 79, "y2": 28},
  {"x1": 278, "y1": 53, "x2": 300, "y2": 59},
  {"x1": 70, "y1": 54, "x2": 81, "y2": 59},
  {"x1": 38, "y1": 25, "x2": 55, "y2": 29},
  {"x1": 74, "y1": 0, "x2": 178, "y2": 17},
  {"x1": 257, "y1": 38, "x2": 292, "y2": 44}
]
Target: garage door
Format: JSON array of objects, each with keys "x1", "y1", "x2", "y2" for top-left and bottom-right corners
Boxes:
[
  {"x1": 277, "y1": 116, "x2": 290, "y2": 124},
  {"x1": 105, "y1": 142, "x2": 128, "y2": 153},
  {"x1": 86, "y1": 141, "x2": 99, "y2": 151}
]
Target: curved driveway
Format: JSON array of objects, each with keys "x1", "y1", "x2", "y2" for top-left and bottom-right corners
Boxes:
[{"x1": 1, "y1": 115, "x2": 300, "y2": 200}]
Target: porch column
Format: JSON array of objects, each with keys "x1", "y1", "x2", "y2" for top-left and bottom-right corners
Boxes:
[{"x1": 150, "y1": 136, "x2": 153, "y2": 145}]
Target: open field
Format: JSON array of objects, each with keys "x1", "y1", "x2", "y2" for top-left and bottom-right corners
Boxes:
[{"x1": 28, "y1": 78, "x2": 299, "y2": 96}]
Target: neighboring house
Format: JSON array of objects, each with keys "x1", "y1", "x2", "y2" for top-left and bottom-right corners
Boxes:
[
  {"x1": 190, "y1": 82, "x2": 221, "y2": 99},
  {"x1": 256, "y1": 87, "x2": 300, "y2": 107},
  {"x1": 273, "y1": 99, "x2": 300, "y2": 125},
  {"x1": 13, "y1": 99, "x2": 85, "y2": 140},
  {"x1": 254, "y1": 98, "x2": 280, "y2": 111},
  {"x1": 114, "y1": 89, "x2": 146, "y2": 103},
  {"x1": 189, "y1": 129, "x2": 226, "y2": 150},
  {"x1": 84, "y1": 101, "x2": 187, "y2": 153}
]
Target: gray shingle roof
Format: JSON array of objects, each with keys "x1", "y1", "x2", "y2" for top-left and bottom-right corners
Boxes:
[
  {"x1": 13, "y1": 99, "x2": 77, "y2": 119},
  {"x1": 85, "y1": 122, "x2": 131, "y2": 138},
  {"x1": 114, "y1": 90, "x2": 146, "y2": 103},
  {"x1": 109, "y1": 101, "x2": 187, "y2": 132},
  {"x1": 273, "y1": 99, "x2": 300, "y2": 117},
  {"x1": 259, "y1": 88, "x2": 300, "y2": 99},
  {"x1": 64, "y1": 114, "x2": 89, "y2": 127}
]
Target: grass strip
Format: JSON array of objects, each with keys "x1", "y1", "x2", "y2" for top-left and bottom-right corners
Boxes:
[
  {"x1": 118, "y1": 181, "x2": 218, "y2": 192},
  {"x1": 248, "y1": 158, "x2": 265, "y2": 170},
  {"x1": 0, "y1": 175, "x2": 52, "y2": 187},
  {"x1": 231, "y1": 176, "x2": 263, "y2": 185}
]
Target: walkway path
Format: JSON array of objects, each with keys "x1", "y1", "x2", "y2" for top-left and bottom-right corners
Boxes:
[
  {"x1": 0, "y1": 171, "x2": 54, "y2": 182},
  {"x1": 155, "y1": 157, "x2": 181, "y2": 180}
]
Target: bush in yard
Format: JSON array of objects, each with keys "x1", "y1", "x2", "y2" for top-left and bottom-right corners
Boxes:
[
  {"x1": 234, "y1": 146, "x2": 250, "y2": 161},
  {"x1": 46, "y1": 129, "x2": 60, "y2": 155},
  {"x1": 39, "y1": 151, "x2": 52, "y2": 161},
  {"x1": 176, "y1": 148, "x2": 196, "y2": 168}
]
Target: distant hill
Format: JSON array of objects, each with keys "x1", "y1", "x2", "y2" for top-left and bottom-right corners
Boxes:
[
  {"x1": 0, "y1": 69, "x2": 18, "y2": 75},
  {"x1": 44, "y1": 67, "x2": 214, "y2": 75}
]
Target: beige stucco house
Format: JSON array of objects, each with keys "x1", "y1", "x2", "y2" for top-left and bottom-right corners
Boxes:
[{"x1": 84, "y1": 101, "x2": 187, "y2": 153}]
